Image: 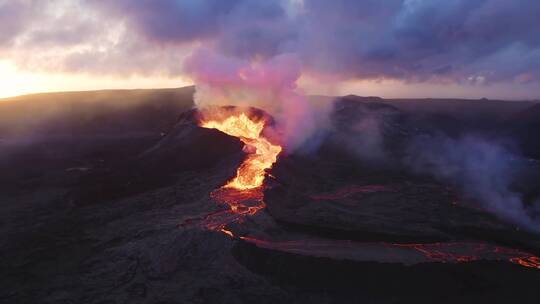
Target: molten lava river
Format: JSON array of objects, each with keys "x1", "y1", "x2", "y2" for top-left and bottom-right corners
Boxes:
[
  {"x1": 189, "y1": 109, "x2": 540, "y2": 271},
  {"x1": 197, "y1": 111, "x2": 281, "y2": 237}
]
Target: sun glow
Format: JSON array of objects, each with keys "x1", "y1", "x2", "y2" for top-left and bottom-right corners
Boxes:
[{"x1": 0, "y1": 60, "x2": 192, "y2": 99}]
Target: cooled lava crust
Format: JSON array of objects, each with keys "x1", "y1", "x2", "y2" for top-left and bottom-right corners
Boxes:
[{"x1": 3, "y1": 95, "x2": 540, "y2": 303}]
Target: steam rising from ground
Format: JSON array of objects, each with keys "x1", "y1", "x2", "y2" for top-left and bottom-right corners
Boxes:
[
  {"x1": 333, "y1": 108, "x2": 389, "y2": 163},
  {"x1": 330, "y1": 105, "x2": 540, "y2": 232},
  {"x1": 184, "y1": 48, "x2": 330, "y2": 152},
  {"x1": 406, "y1": 136, "x2": 540, "y2": 232}
]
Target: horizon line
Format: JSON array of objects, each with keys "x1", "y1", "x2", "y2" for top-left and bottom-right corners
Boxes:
[{"x1": 1, "y1": 86, "x2": 538, "y2": 103}]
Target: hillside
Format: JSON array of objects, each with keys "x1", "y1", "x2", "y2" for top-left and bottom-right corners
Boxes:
[{"x1": 0, "y1": 87, "x2": 195, "y2": 137}]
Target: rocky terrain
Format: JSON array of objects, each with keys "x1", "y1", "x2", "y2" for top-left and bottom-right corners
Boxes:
[{"x1": 1, "y1": 87, "x2": 540, "y2": 303}]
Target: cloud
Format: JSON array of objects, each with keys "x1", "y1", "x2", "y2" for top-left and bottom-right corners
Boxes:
[
  {"x1": 1, "y1": 0, "x2": 193, "y2": 76},
  {"x1": 294, "y1": 0, "x2": 540, "y2": 83},
  {"x1": 0, "y1": 0, "x2": 35, "y2": 47},
  {"x1": 94, "y1": 0, "x2": 540, "y2": 84},
  {"x1": 89, "y1": 0, "x2": 242, "y2": 43},
  {"x1": 2, "y1": 0, "x2": 540, "y2": 87},
  {"x1": 91, "y1": 0, "x2": 294, "y2": 58}
]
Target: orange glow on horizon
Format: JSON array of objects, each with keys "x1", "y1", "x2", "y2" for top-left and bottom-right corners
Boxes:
[{"x1": 0, "y1": 60, "x2": 193, "y2": 99}]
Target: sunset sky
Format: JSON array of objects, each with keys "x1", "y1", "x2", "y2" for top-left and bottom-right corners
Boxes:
[{"x1": 1, "y1": 0, "x2": 540, "y2": 99}]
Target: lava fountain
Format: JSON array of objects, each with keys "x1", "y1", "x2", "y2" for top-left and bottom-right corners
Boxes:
[
  {"x1": 200, "y1": 111, "x2": 282, "y2": 190},
  {"x1": 196, "y1": 108, "x2": 282, "y2": 236}
]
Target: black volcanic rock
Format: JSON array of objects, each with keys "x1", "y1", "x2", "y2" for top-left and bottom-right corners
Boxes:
[
  {"x1": 233, "y1": 241, "x2": 540, "y2": 303},
  {"x1": 264, "y1": 98, "x2": 540, "y2": 250},
  {"x1": 67, "y1": 109, "x2": 244, "y2": 204},
  {"x1": 504, "y1": 103, "x2": 540, "y2": 159},
  {"x1": 143, "y1": 109, "x2": 243, "y2": 171},
  {"x1": 265, "y1": 154, "x2": 525, "y2": 244},
  {"x1": 2, "y1": 90, "x2": 540, "y2": 304}
]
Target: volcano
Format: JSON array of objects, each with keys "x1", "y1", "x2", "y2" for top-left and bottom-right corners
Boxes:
[{"x1": 1, "y1": 87, "x2": 540, "y2": 303}]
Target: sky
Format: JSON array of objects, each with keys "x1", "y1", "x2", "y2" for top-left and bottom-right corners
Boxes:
[{"x1": 1, "y1": 0, "x2": 540, "y2": 99}]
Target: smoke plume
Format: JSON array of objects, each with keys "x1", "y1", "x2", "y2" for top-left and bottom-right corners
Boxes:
[
  {"x1": 184, "y1": 48, "x2": 329, "y2": 152},
  {"x1": 328, "y1": 103, "x2": 540, "y2": 232},
  {"x1": 406, "y1": 135, "x2": 540, "y2": 232}
]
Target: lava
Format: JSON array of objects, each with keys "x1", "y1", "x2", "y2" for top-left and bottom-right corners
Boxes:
[
  {"x1": 237, "y1": 237, "x2": 540, "y2": 269},
  {"x1": 196, "y1": 109, "x2": 282, "y2": 237},
  {"x1": 393, "y1": 243, "x2": 540, "y2": 269},
  {"x1": 192, "y1": 108, "x2": 540, "y2": 271},
  {"x1": 200, "y1": 111, "x2": 282, "y2": 190},
  {"x1": 200, "y1": 187, "x2": 266, "y2": 237},
  {"x1": 510, "y1": 256, "x2": 540, "y2": 269}
]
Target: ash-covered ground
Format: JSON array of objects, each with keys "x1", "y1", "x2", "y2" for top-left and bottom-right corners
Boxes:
[{"x1": 1, "y1": 87, "x2": 540, "y2": 303}]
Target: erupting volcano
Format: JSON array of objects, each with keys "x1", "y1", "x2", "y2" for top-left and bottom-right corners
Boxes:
[
  {"x1": 5, "y1": 1, "x2": 540, "y2": 302},
  {"x1": 4, "y1": 91, "x2": 540, "y2": 303}
]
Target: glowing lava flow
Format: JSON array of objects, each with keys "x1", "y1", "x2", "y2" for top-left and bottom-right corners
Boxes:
[
  {"x1": 198, "y1": 111, "x2": 282, "y2": 237},
  {"x1": 200, "y1": 112, "x2": 282, "y2": 190},
  {"x1": 510, "y1": 256, "x2": 540, "y2": 269},
  {"x1": 192, "y1": 111, "x2": 540, "y2": 271}
]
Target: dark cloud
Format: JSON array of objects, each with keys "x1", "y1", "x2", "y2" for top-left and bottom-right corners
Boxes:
[
  {"x1": 90, "y1": 0, "x2": 288, "y2": 46},
  {"x1": 91, "y1": 0, "x2": 293, "y2": 58},
  {"x1": 216, "y1": 1, "x2": 295, "y2": 58},
  {"x1": 90, "y1": 0, "x2": 241, "y2": 43},
  {"x1": 93, "y1": 0, "x2": 540, "y2": 83},
  {"x1": 296, "y1": 0, "x2": 540, "y2": 82},
  {"x1": 3, "y1": 0, "x2": 540, "y2": 86}
]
